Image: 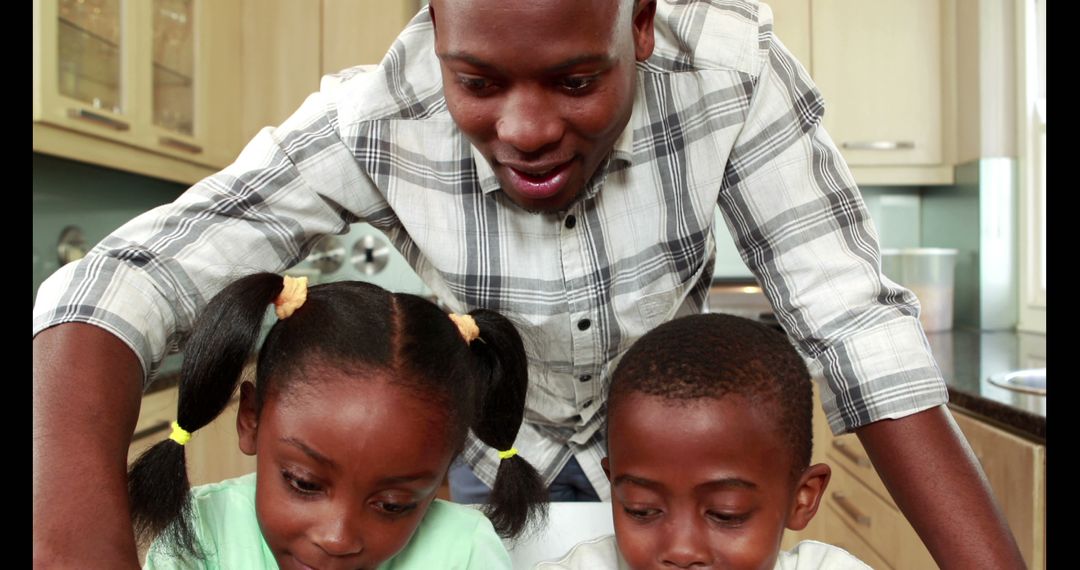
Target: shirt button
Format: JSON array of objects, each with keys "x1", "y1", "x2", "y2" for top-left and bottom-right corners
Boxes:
[
  {"x1": 564, "y1": 215, "x2": 577, "y2": 229},
  {"x1": 582, "y1": 400, "x2": 593, "y2": 408},
  {"x1": 577, "y1": 318, "x2": 591, "y2": 331},
  {"x1": 578, "y1": 374, "x2": 592, "y2": 383}
]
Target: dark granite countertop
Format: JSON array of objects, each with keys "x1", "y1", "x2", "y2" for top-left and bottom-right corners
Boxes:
[{"x1": 924, "y1": 329, "x2": 1045, "y2": 443}]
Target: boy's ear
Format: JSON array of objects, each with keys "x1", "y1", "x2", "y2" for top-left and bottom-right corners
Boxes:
[
  {"x1": 236, "y1": 381, "x2": 259, "y2": 456},
  {"x1": 601, "y1": 457, "x2": 612, "y2": 481},
  {"x1": 786, "y1": 463, "x2": 831, "y2": 531}
]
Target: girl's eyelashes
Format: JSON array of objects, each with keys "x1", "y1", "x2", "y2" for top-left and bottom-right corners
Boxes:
[
  {"x1": 281, "y1": 469, "x2": 322, "y2": 497},
  {"x1": 372, "y1": 500, "x2": 420, "y2": 518}
]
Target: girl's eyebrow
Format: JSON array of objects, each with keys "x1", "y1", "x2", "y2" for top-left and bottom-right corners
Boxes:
[{"x1": 281, "y1": 437, "x2": 336, "y2": 468}]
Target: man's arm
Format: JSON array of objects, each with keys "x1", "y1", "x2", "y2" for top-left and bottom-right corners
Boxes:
[
  {"x1": 856, "y1": 406, "x2": 1026, "y2": 569},
  {"x1": 33, "y1": 323, "x2": 145, "y2": 569}
]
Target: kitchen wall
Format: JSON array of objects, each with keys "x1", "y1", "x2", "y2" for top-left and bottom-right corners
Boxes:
[{"x1": 33, "y1": 153, "x2": 188, "y2": 304}]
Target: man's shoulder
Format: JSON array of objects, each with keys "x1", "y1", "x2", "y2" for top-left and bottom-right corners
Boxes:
[{"x1": 649, "y1": 0, "x2": 771, "y2": 76}]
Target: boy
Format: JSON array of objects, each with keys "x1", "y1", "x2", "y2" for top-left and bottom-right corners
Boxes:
[{"x1": 537, "y1": 313, "x2": 870, "y2": 569}]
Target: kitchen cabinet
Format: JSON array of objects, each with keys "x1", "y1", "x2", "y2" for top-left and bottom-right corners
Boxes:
[
  {"x1": 768, "y1": 0, "x2": 955, "y2": 186},
  {"x1": 237, "y1": 0, "x2": 417, "y2": 145},
  {"x1": 952, "y1": 409, "x2": 1046, "y2": 570},
  {"x1": 783, "y1": 381, "x2": 1047, "y2": 569},
  {"x1": 33, "y1": 0, "x2": 244, "y2": 184}
]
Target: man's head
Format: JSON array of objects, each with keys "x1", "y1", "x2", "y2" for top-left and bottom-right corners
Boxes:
[
  {"x1": 603, "y1": 313, "x2": 831, "y2": 569},
  {"x1": 431, "y1": 0, "x2": 656, "y2": 214}
]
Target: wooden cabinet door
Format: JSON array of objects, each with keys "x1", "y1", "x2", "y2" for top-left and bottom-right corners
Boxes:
[
  {"x1": 811, "y1": 0, "x2": 943, "y2": 167},
  {"x1": 951, "y1": 410, "x2": 1046, "y2": 570}
]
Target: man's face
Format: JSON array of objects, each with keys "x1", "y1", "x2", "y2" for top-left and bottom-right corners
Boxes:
[
  {"x1": 433, "y1": 0, "x2": 656, "y2": 214},
  {"x1": 604, "y1": 393, "x2": 827, "y2": 570}
]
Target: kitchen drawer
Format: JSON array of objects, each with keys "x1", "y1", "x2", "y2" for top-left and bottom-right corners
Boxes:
[
  {"x1": 823, "y1": 504, "x2": 893, "y2": 569},
  {"x1": 128, "y1": 386, "x2": 179, "y2": 464},
  {"x1": 951, "y1": 410, "x2": 1045, "y2": 570},
  {"x1": 826, "y1": 433, "x2": 897, "y2": 510},
  {"x1": 825, "y1": 462, "x2": 936, "y2": 569}
]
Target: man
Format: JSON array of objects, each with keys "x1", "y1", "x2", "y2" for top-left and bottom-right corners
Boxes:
[{"x1": 34, "y1": 1, "x2": 1026, "y2": 568}]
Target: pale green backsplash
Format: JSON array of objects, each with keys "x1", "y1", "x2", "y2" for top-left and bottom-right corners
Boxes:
[
  {"x1": 33, "y1": 153, "x2": 188, "y2": 305},
  {"x1": 921, "y1": 159, "x2": 1017, "y2": 330}
]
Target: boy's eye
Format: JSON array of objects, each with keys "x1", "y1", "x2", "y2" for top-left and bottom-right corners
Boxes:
[
  {"x1": 623, "y1": 506, "x2": 662, "y2": 521},
  {"x1": 373, "y1": 500, "x2": 419, "y2": 517},
  {"x1": 706, "y1": 510, "x2": 750, "y2": 526},
  {"x1": 282, "y1": 469, "x2": 322, "y2": 496}
]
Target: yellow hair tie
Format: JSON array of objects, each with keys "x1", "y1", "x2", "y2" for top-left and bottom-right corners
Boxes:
[
  {"x1": 497, "y1": 447, "x2": 518, "y2": 460},
  {"x1": 274, "y1": 275, "x2": 309, "y2": 320},
  {"x1": 448, "y1": 313, "x2": 480, "y2": 344},
  {"x1": 169, "y1": 421, "x2": 192, "y2": 446}
]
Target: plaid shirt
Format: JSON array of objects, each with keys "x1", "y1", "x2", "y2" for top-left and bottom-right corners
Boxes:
[{"x1": 33, "y1": 1, "x2": 947, "y2": 499}]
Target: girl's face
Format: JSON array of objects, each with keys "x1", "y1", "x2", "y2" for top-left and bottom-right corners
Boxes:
[{"x1": 237, "y1": 371, "x2": 457, "y2": 570}]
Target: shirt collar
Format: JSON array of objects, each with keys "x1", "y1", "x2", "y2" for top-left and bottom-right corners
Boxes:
[{"x1": 470, "y1": 95, "x2": 640, "y2": 195}]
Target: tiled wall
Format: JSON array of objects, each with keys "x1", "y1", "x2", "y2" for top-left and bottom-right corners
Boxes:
[{"x1": 32, "y1": 153, "x2": 188, "y2": 304}]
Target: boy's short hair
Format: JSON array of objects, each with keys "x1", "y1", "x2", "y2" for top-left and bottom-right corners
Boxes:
[{"x1": 608, "y1": 313, "x2": 813, "y2": 474}]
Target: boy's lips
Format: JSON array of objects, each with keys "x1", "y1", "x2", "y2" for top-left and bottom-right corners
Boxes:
[{"x1": 500, "y1": 159, "x2": 574, "y2": 201}]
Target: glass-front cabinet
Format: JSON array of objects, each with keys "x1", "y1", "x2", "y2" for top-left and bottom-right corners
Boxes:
[{"x1": 34, "y1": 0, "x2": 242, "y2": 177}]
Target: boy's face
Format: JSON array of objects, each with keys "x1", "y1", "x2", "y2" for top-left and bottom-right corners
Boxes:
[
  {"x1": 237, "y1": 372, "x2": 456, "y2": 570},
  {"x1": 432, "y1": 0, "x2": 656, "y2": 214},
  {"x1": 604, "y1": 393, "x2": 829, "y2": 570}
]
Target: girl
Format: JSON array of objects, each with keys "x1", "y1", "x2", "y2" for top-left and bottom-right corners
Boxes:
[{"x1": 127, "y1": 273, "x2": 547, "y2": 569}]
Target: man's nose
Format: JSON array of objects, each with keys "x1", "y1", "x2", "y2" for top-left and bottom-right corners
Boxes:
[
  {"x1": 495, "y1": 85, "x2": 564, "y2": 154},
  {"x1": 658, "y1": 517, "x2": 712, "y2": 568}
]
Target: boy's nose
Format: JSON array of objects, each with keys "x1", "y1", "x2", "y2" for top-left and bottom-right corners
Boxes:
[
  {"x1": 495, "y1": 86, "x2": 565, "y2": 154},
  {"x1": 658, "y1": 519, "x2": 713, "y2": 568}
]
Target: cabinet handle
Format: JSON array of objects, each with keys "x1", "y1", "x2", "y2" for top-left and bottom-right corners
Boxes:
[
  {"x1": 841, "y1": 141, "x2": 915, "y2": 151},
  {"x1": 832, "y1": 492, "x2": 872, "y2": 527},
  {"x1": 67, "y1": 108, "x2": 130, "y2": 131},
  {"x1": 832, "y1": 440, "x2": 872, "y2": 467},
  {"x1": 158, "y1": 136, "x2": 203, "y2": 154},
  {"x1": 131, "y1": 420, "x2": 171, "y2": 442}
]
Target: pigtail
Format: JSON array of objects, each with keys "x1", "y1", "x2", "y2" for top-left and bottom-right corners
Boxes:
[
  {"x1": 127, "y1": 272, "x2": 285, "y2": 557},
  {"x1": 466, "y1": 309, "x2": 548, "y2": 540}
]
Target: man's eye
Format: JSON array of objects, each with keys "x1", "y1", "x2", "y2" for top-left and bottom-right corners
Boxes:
[
  {"x1": 458, "y1": 76, "x2": 494, "y2": 93},
  {"x1": 560, "y1": 76, "x2": 597, "y2": 93}
]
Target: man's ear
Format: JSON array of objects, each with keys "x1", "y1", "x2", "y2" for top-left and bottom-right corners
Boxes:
[
  {"x1": 601, "y1": 456, "x2": 612, "y2": 481},
  {"x1": 236, "y1": 381, "x2": 259, "y2": 456},
  {"x1": 632, "y1": 0, "x2": 657, "y2": 62},
  {"x1": 428, "y1": 1, "x2": 438, "y2": 36},
  {"x1": 786, "y1": 463, "x2": 831, "y2": 531}
]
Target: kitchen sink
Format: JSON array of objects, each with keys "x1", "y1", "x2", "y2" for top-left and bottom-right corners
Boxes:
[{"x1": 988, "y1": 368, "x2": 1046, "y2": 396}]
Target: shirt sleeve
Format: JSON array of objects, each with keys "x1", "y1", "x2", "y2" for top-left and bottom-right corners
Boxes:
[
  {"x1": 714, "y1": 3, "x2": 948, "y2": 434},
  {"x1": 32, "y1": 79, "x2": 389, "y2": 384}
]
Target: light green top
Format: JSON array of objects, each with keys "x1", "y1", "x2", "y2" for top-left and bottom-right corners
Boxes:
[{"x1": 144, "y1": 473, "x2": 511, "y2": 570}]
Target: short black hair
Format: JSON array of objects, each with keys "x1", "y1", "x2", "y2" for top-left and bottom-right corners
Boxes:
[{"x1": 608, "y1": 313, "x2": 813, "y2": 475}]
